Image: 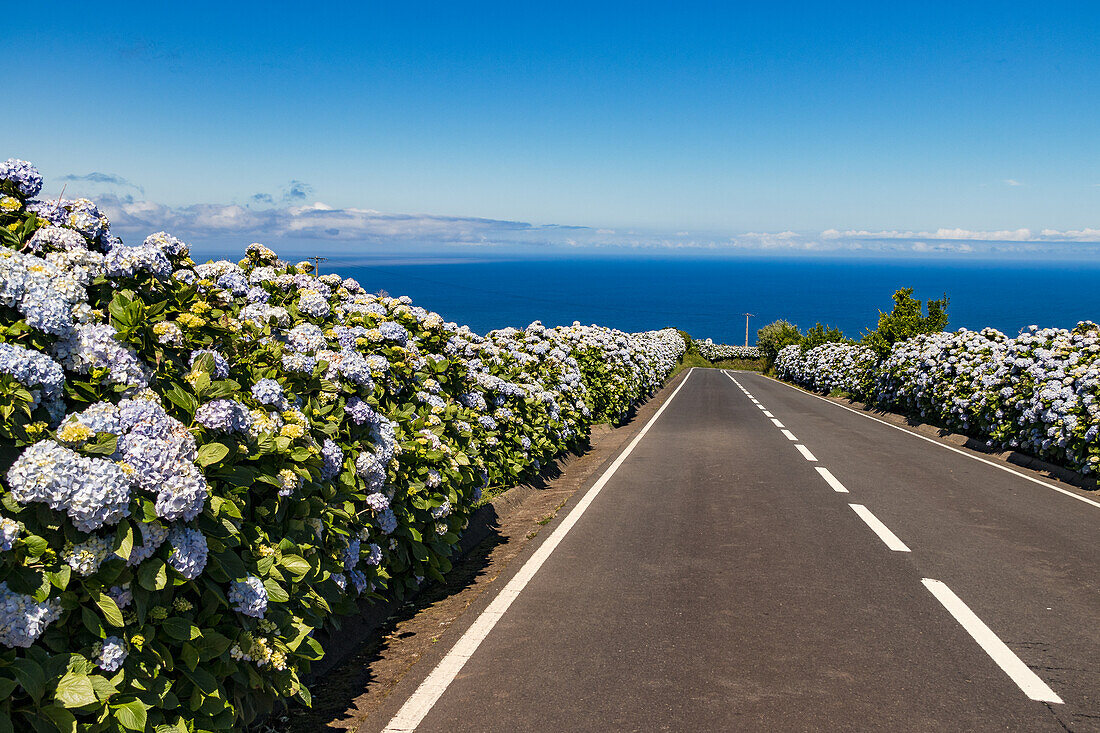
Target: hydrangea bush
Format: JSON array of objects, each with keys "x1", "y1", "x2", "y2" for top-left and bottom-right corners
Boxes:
[
  {"x1": 692, "y1": 340, "x2": 760, "y2": 361},
  {"x1": 776, "y1": 325, "x2": 1100, "y2": 475},
  {"x1": 775, "y1": 342, "x2": 878, "y2": 399},
  {"x1": 0, "y1": 160, "x2": 685, "y2": 732}
]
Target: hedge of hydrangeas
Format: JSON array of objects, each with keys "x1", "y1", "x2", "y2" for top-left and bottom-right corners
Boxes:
[
  {"x1": 0, "y1": 159, "x2": 685, "y2": 732},
  {"x1": 775, "y1": 325, "x2": 1100, "y2": 475},
  {"x1": 775, "y1": 342, "x2": 878, "y2": 399},
  {"x1": 692, "y1": 340, "x2": 760, "y2": 361}
]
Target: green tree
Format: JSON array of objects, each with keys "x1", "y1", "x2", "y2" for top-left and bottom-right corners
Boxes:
[
  {"x1": 756, "y1": 319, "x2": 802, "y2": 366},
  {"x1": 862, "y1": 287, "x2": 949, "y2": 357},
  {"x1": 801, "y1": 323, "x2": 845, "y2": 350}
]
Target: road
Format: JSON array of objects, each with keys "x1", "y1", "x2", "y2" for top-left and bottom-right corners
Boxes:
[{"x1": 369, "y1": 368, "x2": 1100, "y2": 732}]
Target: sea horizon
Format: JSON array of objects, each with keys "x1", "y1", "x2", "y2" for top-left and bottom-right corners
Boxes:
[{"x1": 187, "y1": 251, "x2": 1100, "y2": 345}]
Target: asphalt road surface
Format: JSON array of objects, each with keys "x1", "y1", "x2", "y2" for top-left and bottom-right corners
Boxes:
[{"x1": 370, "y1": 368, "x2": 1100, "y2": 732}]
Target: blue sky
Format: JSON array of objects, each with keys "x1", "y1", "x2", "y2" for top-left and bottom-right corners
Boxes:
[{"x1": 6, "y1": 1, "x2": 1100, "y2": 255}]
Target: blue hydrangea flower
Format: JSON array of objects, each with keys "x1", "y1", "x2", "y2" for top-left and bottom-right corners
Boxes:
[
  {"x1": 195, "y1": 399, "x2": 253, "y2": 434},
  {"x1": 250, "y1": 378, "x2": 286, "y2": 408},
  {"x1": 298, "y1": 291, "x2": 330, "y2": 318},
  {"x1": 55, "y1": 323, "x2": 150, "y2": 387},
  {"x1": 281, "y1": 351, "x2": 316, "y2": 373},
  {"x1": 127, "y1": 521, "x2": 169, "y2": 565},
  {"x1": 348, "y1": 570, "x2": 368, "y2": 594},
  {"x1": 356, "y1": 453, "x2": 386, "y2": 492},
  {"x1": 376, "y1": 507, "x2": 398, "y2": 535},
  {"x1": 364, "y1": 492, "x2": 390, "y2": 513},
  {"x1": 143, "y1": 231, "x2": 189, "y2": 257},
  {"x1": 106, "y1": 584, "x2": 132, "y2": 609},
  {"x1": 334, "y1": 351, "x2": 374, "y2": 388},
  {"x1": 0, "y1": 341, "x2": 65, "y2": 415},
  {"x1": 167, "y1": 526, "x2": 208, "y2": 580},
  {"x1": 287, "y1": 323, "x2": 326, "y2": 353},
  {"x1": 379, "y1": 321, "x2": 409, "y2": 344},
  {"x1": 105, "y1": 243, "x2": 171, "y2": 279},
  {"x1": 320, "y1": 438, "x2": 344, "y2": 480},
  {"x1": 27, "y1": 226, "x2": 87, "y2": 254},
  {"x1": 153, "y1": 469, "x2": 208, "y2": 522},
  {"x1": 246, "y1": 286, "x2": 269, "y2": 303},
  {"x1": 6, "y1": 440, "x2": 132, "y2": 532},
  {"x1": 0, "y1": 159, "x2": 43, "y2": 197},
  {"x1": 0, "y1": 518, "x2": 19, "y2": 552},
  {"x1": 229, "y1": 576, "x2": 268, "y2": 618},
  {"x1": 98, "y1": 636, "x2": 127, "y2": 671},
  {"x1": 217, "y1": 270, "x2": 249, "y2": 296},
  {"x1": 0, "y1": 581, "x2": 62, "y2": 648},
  {"x1": 342, "y1": 538, "x2": 360, "y2": 572},
  {"x1": 344, "y1": 397, "x2": 380, "y2": 426}
]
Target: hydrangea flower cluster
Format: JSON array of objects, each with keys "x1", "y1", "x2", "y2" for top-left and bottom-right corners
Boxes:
[
  {"x1": 251, "y1": 378, "x2": 287, "y2": 407},
  {"x1": 0, "y1": 581, "x2": 62, "y2": 647},
  {"x1": 167, "y1": 526, "x2": 209, "y2": 580},
  {"x1": 7, "y1": 440, "x2": 132, "y2": 532},
  {"x1": 0, "y1": 340, "x2": 65, "y2": 418},
  {"x1": 195, "y1": 398, "x2": 253, "y2": 434},
  {"x1": 64, "y1": 535, "x2": 115, "y2": 575},
  {"x1": 229, "y1": 576, "x2": 268, "y2": 618},
  {"x1": 0, "y1": 517, "x2": 20, "y2": 551},
  {"x1": 97, "y1": 636, "x2": 128, "y2": 672},
  {"x1": 0, "y1": 158, "x2": 43, "y2": 197}
]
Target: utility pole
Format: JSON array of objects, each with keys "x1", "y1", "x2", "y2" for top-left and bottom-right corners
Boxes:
[
  {"x1": 307, "y1": 256, "x2": 328, "y2": 276},
  {"x1": 741, "y1": 313, "x2": 755, "y2": 347}
]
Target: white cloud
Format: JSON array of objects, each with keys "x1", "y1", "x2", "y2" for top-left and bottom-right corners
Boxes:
[
  {"x1": 88, "y1": 194, "x2": 1100, "y2": 253},
  {"x1": 99, "y1": 196, "x2": 541, "y2": 245},
  {"x1": 1038, "y1": 228, "x2": 1100, "y2": 241},
  {"x1": 1004, "y1": 179, "x2": 1024, "y2": 186},
  {"x1": 821, "y1": 227, "x2": 1100, "y2": 243}
]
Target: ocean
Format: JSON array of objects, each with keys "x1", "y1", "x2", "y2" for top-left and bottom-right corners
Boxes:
[{"x1": 262, "y1": 255, "x2": 1100, "y2": 345}]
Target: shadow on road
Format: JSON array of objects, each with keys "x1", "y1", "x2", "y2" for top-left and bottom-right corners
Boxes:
[{"x1": 278, "y1": 527, "x2": 508, "y2": 732}]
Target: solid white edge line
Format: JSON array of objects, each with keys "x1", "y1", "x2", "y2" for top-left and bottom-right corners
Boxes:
[
  {"x1": 921, "y1": 579, "x2": 1063, "y2": 704},
  {"x1": 746, "y1": 372, "x2": 1100, "y2": 511},
  {"x1": 815, "y1": 466, "x2": 850, "y2": 493},
  {"x1": 848, "y1": 503, "x2": 910, "y2": 552},
  {"x1": 781, "y1": 429, "x2": 798, "y2": 441},
  {"x1": 382, "y1": 369, "x2": 697, "y2": 732},
  {"x1": 795, "y1": 444, "x2": 818, "y2": 461},
  {"x1": 770, "y1": 418, "x2": 785, "y2": 428}
]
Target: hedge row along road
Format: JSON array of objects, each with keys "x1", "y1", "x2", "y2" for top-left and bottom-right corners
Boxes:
[{"x1": 368, "y1": 368, "x2": 1099, "y2": 732}]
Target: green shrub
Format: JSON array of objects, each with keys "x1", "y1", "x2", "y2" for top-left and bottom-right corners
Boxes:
[
  {"x1": 861, "y1": 287, "x2": 949, "y2": 358},
  {"x1": 0, "y1": 160, "x2": 685, "y2": 732},
  {"x1": 755, "y1": 320, "x2": 802, "y2": 367}
]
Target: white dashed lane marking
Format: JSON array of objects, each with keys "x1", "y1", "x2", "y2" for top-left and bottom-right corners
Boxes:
[
  {"x1": 730, "y1": 370, "x2": 1068, "y2": 708},
  {"x1": 922, "y1": 579, "x2": 1063, "y2": 704},
  {"x1": 815, "y1": 466, "x2": 850, "y2": 493},
  {"x1": 848, "y1": 503, "x2": 910, "y2": 552}
]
